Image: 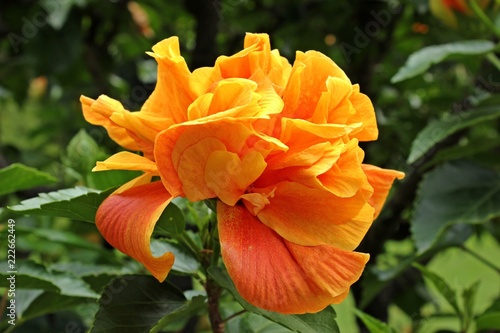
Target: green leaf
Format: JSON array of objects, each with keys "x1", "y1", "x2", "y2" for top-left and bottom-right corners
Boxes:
[
  {"x1": 19, "y1": 291, "x2": 94, "y2": 324},
  {"x1": 208, "y1": 267, "x2": 340, "y2": 333},
  {"x1": 87, "y1": 169, "x2": 142, "y2": 191},
  {"x1": 411, "y1": 161, "x2": 500, "y2": 252},
  {"x1": 8, "y1": 186, "x2": 114, "y2": 222},
  {"x1": 407, "y1": 106, "x2": 500, "y2": 164},
  {"x1": 150, "y1": 295, "x2": 206, "y2": 333},
  {"x1": 0, "y1": 163, "x2": 57, "y2": 196},
  {"x1": 476, "y1": 298, "x2": 500, "y2": 330},
  {"x1": 0, "y1": 260, "x2": 99, "y2": 298},
  {"x1": 153, "y1": 202, "x2": 186, "y2": 237},
  {"x1": 354, "y1": 309, "x2": 395, "y2": 333},
  {"x1": 238, "y1": 313, "x2": 296, "y2": 332},
  {"x1": 15, "y1": 225, "x2": 102, "y2": 252},
  {"x1": 413, "y1": 263, "x2": 462, "y2": 317},
  {"x1": 391, "y1": 40, "x2": 496, "y2": 83},
  {"x1": 151, "y1": 240, "x2": 199, "y2": 275},
  {"x1": 89, "y1": 275, "x2": 190, "y2": 333},
  {"x1": 462, "y1": 281, "x2": 480, "y2": 330}
]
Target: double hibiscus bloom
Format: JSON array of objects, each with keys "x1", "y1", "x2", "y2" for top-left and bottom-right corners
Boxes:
[{"x1": 81, "y1": 33, "x2": 404, "y2": 314}]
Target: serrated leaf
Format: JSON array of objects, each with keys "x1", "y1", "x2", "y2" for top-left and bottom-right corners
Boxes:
[
  {"x1": 411, "y1": 161, "x2": 500, "y2": 252},
  {"x1": 391, "y1": 40, "x2": 496, "y2": 83},
  {"x1": 0, "y1": 260, "x2": 99, "y2": 298},
  {"x1": 208, "y1": 267, "x2": 339, "y2": 333},
  {"x1": 0, "y1": 163, "x2": 57, "y2": 196},
  {"x1": 354, "y1": 309, "x2": 394, "y2": 333},
  {"x1": 413, "y1": 263, "x2": 461, "y2": 317},
  {"x1": 407, "y1": 106, "x2": 500, "y2": 164},
  {"x1": 8, "y1": 186, "x2": 114, "y2": 222},
  {"x1": 89, "y1": 275, "x2": 189, "y2": 333}
]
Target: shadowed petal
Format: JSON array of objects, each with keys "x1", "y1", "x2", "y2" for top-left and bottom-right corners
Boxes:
[
  {"x1": 255, "y1": 182, "x2": 374, "y2": 249},
  {"x1": 218, "y1": 202, "x2": 369, "y2": 314},
  {"x1": 96, "y1": 181, "x2": 174, "y2": 281}
]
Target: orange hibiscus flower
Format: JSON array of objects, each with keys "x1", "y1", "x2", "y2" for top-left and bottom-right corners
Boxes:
[{"x1": 80, "y1": 33, "x2": 404, "y2": 314}]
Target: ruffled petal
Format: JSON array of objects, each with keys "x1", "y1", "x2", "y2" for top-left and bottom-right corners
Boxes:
[
  {"x1": 80, "y1": 95, "x2": 140, "y2": 151},
  {"x1": 143, "y1": 37, "x2": 194, "y2": 123},
  {"x1": 254, "y1": 181, "x2": 374, "y2": 249},
  {"x1": 362, "y1": 164, "x2": 405, "y2": 219},
  {"x1": 205, "y1": 150, "x2": 267, "y2": 206},
  {"x1": 218, "y1": 202, "x2": 369, "y2": 314},
  {"x1": 96, "y1": 181, "x2": 174, "y2": 281}
]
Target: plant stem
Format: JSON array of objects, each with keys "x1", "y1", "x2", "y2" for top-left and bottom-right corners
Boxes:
[
  {"x1": 486, "y1": 52, "x2": 500, "y2": 72},
  {"x1": 458, "y1": 244, "x2": 500, "y2": 274},
  {"x1": 222, "y1": 309, "x2": 247, "y2": 323},
  {"x1": 206, "y1": 273, "x2": 224, "y2": 333},
  {"x1": 201, "y1": 215, "x2": 224, "y2": 333},
  {"x1": 468, "y1": 0, "x2": 500, "y2": 38}
]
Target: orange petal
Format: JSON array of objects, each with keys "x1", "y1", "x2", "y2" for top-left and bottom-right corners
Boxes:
[
  {"x1": 80, "y1": 95, "x2": 140, "y2": 151},
  {"x1": 205, "y1": 150, "x2": 267, "y2": 206},
  {"x1": 254, "y1": 181, "x2": 374, "y2": 250},
  {"x1": 282, "y1": 50, "x2": 350, "y2": 120},
  {"x1": 317, "y1": 139, "x2": 368, "y2": 197},
  {"x1": 96, "y1": 181, "x2": 174, "y2": 281},
  {"x1": 143, "y1": 37, "x2": 193, "y2": 123},
  {"x1": 218, "y1": 202, "x2": 369, "y2": 314},
  {"x1": 177, "y1": 137, "x2": 227, "y2": 201},
  {"x1": 346, "y1": 85, "x2": 378, "y2": 141},
  {"x1": 362, "y1": 164, "x2": 405, "y2": 219},
  {"x1": 155, "y1": 120, "x2": 272, "y2": 197},
  {"x1": 93, "y1": 152, "x2": 158, "y2": 173}
]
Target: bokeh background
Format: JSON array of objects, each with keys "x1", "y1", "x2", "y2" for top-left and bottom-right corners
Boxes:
[{"x1": 1, "y1": 0, "x2": 500, "y2": 332}]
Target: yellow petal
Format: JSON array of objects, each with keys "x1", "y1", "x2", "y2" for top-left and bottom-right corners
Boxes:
[{"x1": 93, "y1": 151, "x2": 158, "y2": 173}]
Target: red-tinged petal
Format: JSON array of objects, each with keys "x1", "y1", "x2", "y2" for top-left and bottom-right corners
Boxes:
[
  {"x1": 80, "y1": 95, "x2": 140, "y2": 151},
  {"x1": 96, "y1": 182, "x2": 174, "y2": 281},
  {"x1": 218, "y1": 202, "x2": 369, "y2": 314},
  {"x1": 255, "y1": 182, "x2": 374, "y2": 250},
  {"x1": 93, "y1": 152, "x2": 158, "y2": 173},
  {"x1": 362, "y1": 164, "x2": 405, "y2": 219}
]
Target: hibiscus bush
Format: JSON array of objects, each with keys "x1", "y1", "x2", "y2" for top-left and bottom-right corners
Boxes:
[{"x1": 1, "y1": 1, "x2": 500, "y2": 333}]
